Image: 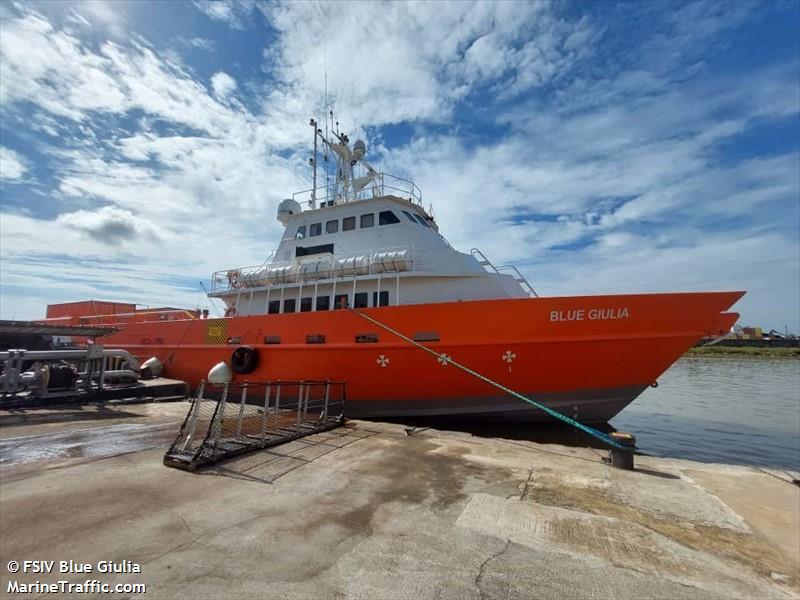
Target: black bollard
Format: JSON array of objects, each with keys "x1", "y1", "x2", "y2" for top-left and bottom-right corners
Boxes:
[{"x1": 609, "y1": 431, "x2": 636, "y2": 470}]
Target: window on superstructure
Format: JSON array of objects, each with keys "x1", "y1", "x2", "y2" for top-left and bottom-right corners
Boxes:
[
  {"x1": 268, "y1": 301, "x2": 280, "y2": 314},
  {"x1": 300, "y1": 297, "x2": 312, "y2": 312},
  {"x1": 334, "y1": 294, "x2": 349, "y2": 309},
  {"x1": 295, "y1": 225, "x2": 306, "y2": 239},
  {"x1": 360, "y1": 213, "x2": 374, "y2": 228},
  {"x1": 413, "y1": 214, "x2": 431, "y2": 228},
  {"x1": 379, "y1": 210, "x2": 400, "y2": 225},
  {"x1": 316, "y1": 296, "x2": 330, "y2": 311},
  {"x1": 283, "y1": 299, "x2": 296, "y2": 313},
  {"x1": 354, "y1": 292, "x2": 368, "y2": 308},
  {"x1": 342, "y1": 216, "x2": 356, "y2": 231},
  {"x1": 326, "y1": 220, "x2": 338, "y2": 234},
  {"x1": 309, "y1": 223, "x2": 322, "y2": 237},
  {"x1": 372, "y1": 291, "x2": 389, "y2": 307},
  {"x1": 402, "y1": 210, "x2": 416, "y2": 223}
]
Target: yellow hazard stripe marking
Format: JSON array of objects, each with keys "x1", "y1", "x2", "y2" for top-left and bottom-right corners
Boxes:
[{"x1": 203, "y1": 319, "x2": 229, "y2": 345}]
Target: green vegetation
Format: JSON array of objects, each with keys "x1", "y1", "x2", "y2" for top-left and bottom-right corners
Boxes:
[{"x1": 686, "y1": 345, "x2": 800, "y2": 358}]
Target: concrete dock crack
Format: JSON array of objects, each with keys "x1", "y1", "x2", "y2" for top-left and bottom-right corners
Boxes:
[{"x1": 475, "y1": 539, "x2": 511, "y2": 600}]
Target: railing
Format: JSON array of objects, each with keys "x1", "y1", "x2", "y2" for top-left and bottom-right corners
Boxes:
[
  {"x1": 292, "y1": 172, "x2": 423, "y2": 207},
  {"x1": 163, "y1": 380, "x2": 346, "y2": 471},
  {"x1": 210, "y1": 245, "x2": 418, "y2": 295},
  {"x1": 470, "y1": 248, "x2": 539, "y2": 298}
]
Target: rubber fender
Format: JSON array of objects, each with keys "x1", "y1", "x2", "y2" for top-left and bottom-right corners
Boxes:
[
  {"x1": 231, "y1": 346, "x2": 259, "y2": 375},
  {"x1": 208, "y1": 361, "x2": 232, "y2": 383}
]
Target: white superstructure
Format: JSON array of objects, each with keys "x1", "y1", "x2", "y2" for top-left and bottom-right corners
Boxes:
[{"x1": 209, "y1": 121, "x2": 536, "y2": 316}]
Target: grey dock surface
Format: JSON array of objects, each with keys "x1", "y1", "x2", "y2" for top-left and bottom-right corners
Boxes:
[{"x1": 1, "y1": 403, "x2": 798, "y2": 599}]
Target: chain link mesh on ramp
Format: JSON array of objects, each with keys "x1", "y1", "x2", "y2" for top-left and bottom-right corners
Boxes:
[{"x1": 163, "y1": 380, "x2": 346, "y2": 471}]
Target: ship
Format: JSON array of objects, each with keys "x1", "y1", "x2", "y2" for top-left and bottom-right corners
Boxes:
[{"x1": 42, "y1": 118, "x2": 743, "y2": 422}]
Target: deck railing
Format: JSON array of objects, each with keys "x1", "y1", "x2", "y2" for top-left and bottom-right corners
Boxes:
[
  {"x1": 210, "y1": 245, "x2": 417, "y2": 295},
  {"x1": 292, "y1": 172, "x2": 423, "y2": 207}
]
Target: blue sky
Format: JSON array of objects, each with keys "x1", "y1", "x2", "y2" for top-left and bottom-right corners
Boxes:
[{"x1": 0, "y1": 0, "x2": 798, "y2": 332}]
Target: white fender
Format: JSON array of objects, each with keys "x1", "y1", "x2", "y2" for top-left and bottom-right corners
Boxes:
[
  {"x1": 141, "y1": 356, "x2": 163, "y2": 378},
  {"x1": 207, "y1": 361, "x2": 232, "y2": 384}
]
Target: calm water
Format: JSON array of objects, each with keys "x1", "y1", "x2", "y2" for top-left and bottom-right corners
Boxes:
[
  {"x1": 611, "y1": 357, "x2": 800, "y2": 470},
  {"x1": 391, "y1": 357, "x2": 800, "y2": 471}
]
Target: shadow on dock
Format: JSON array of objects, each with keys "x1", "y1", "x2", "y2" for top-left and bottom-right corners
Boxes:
[{"x1": 378, "y1": 416, "x2": 619, "y2": 450}]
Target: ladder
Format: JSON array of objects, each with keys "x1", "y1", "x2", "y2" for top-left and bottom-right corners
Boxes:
[
  {"x1": 163, "y1": 380, "x2": 346, "y2": 471},
  {"x1": 471, "y1": 248, "x2": 539, "y2": 298}
]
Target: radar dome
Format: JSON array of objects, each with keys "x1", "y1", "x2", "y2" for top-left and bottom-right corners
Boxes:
[
  {"x1": 277, "y1": 199, "x2": 302, "y2": 224},
  {"x1": 353, "y1": 139, "x2": 366, "y2": 161}
]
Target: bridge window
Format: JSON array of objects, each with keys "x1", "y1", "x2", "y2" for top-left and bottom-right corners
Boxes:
[
  {"x1": 413, "y1": 214, "x2": 431, "y2": 228},
  {"x1": 300, "y1": 297, "x2": 312, "y2": 312},
  {"x1": 310, "y1": 223, "x2": 322, "y2": 237},
  {"x1": 372, "y1": 291, "x2": 389, "y2": 307},
  {"x1": 343, "y1": 216, "x2": 356, "y2": 231},
  {"x1": 296, "y1": 243, "x2": 334, "y2": 257},
  {"x1": 402, "y1": 210, "x2": 416, "y2": 223},
  {"x1": 316, "y1": 296, "x2": 330, "y2": 311},
  {"x1": 379, "y1": 211, "x2": 400, "y2": 225},
  {"x1": 283, "y1": 298, "x2": 296, "y2": 313},
  {"x1": 334, "y1": 294, "x2": 349, "y2": 309},
  {"x1": 360, "y1": 213, "x2": 374, "y2": 228},
  {"x1": 295, "y1": 225, "x2": 306, "y2": 239},
  {"x1": 268, "y1": 300, "x2": 280, "y2": 314},
  {"x1": 326, "y1": 220, "x2": 338, "y2": 234},
  {"x1": 354, "y1": 292, "x2": 368, "y2": 308}
]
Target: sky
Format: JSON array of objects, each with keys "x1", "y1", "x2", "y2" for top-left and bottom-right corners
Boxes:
[{"x1": 0, "y1": 0, "x2": 798, "y2": 332}]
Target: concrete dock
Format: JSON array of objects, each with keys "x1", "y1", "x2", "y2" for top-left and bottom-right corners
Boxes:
[{"x1": 1, "y1": 403, "x2": 798, "y2": 599}]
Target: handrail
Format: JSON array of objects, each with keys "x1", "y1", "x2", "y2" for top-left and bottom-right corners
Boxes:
[
  {"x1": 210, "y1": 244, "x2": 418, "y2": 294},
  {"x1": 471, "y1": 248, "x2": 538, "y2": 297},
  {"x1": 292, "y1": 172, "x2": 422, "y2": 207}
]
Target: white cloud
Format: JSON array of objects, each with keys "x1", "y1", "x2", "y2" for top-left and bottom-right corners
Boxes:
[
  {"x1": 57, "y1": 205, "x2": 162, "y2": 245},
  {"x1": 0, "y1": 1, "x2": 797, "y2": 335},
  {"x1": 211, "y1": 71, "x2": 237, "y2": 100},
  {"x1": 185, "y1": 37, "x2": 215, "y2": 51},
  {"x1": 192, "y1": 0, "x2": 255, "y2": 29},
  {"x1": 77, "y1": 0, "x2": 128, "y2": 38},
  {"x1": 0, "y1": 5, "x2": 302, "y2": 319},
  {"x1": 0, "y1": 146, "x2": 27, "y2": 181},
  {"x1": 258, "y1": 1, "x2": 593, "y2": 128}
]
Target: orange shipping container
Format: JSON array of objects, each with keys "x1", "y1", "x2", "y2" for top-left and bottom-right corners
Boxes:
[{"x1": 46, "y1": 300, "x2": 136, "y2": 319}]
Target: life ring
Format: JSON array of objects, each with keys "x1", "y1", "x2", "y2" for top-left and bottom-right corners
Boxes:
[{"x1": 231, "y1": 346, "x2": 259, "y2": 375}]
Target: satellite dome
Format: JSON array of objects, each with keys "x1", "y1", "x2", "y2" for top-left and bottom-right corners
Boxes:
[
  {"x1": 353, "y1": 139, "x2": 366, "y2": 161},
  {"x1": 277, "y1": 198, "x2": 302, "y2": 224}
]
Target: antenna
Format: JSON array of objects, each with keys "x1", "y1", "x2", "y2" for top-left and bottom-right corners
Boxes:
[
  {"x1": 309, "y1": 118, "x2": 318, "y2": 209},
  {"x1": 324, "y1": 70, "x2": 330, "y2": 205}
]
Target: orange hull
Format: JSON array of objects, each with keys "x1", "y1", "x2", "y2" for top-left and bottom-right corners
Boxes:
[{"x1": 81, "y1": 291, "x2": 743, "y2": 422}]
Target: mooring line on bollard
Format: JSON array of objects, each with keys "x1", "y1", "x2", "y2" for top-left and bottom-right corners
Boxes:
[{"x1": 348, "y1": 307, "x2": 632, "y2": 452}]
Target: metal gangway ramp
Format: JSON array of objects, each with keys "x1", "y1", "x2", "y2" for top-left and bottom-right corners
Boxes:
[{"x1": 163, "y1": 380, "x2": 346, "y2": 471}]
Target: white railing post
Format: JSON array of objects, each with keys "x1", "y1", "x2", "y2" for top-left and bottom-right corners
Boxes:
[
  {"x1": 181, "y1": 382, "x2": 205, "y2": 451},
  {"x1": 210, "y1": 383, "x2": 230, "y2": 454},
  {"x1": 303, "y1": 385, "x2": 310, "y2": 421},
  {"x1": 322, "y1": 381, "x2": 330, "y2": 421},
  {"x1": 236, "y1": 382, "x2": 248, "y2": 438},
  {"x1": 296, "y1": 384, "x2": 304, "y2": 430},
  {"x1": 261, "y1": 383, "x2": 271, "y2": 440},
  {"x1": 273, "y1": 384, "x2": 281, "y2": 429}
]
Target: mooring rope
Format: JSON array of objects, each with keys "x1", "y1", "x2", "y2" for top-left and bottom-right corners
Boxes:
[{"x1": 349, "y1": 307, "x2": 631, "y2": 451}]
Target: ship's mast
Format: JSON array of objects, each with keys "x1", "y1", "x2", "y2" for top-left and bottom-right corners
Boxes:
[{"x1": 309, "y1": 118, "x2": 318, "y2": 210}]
